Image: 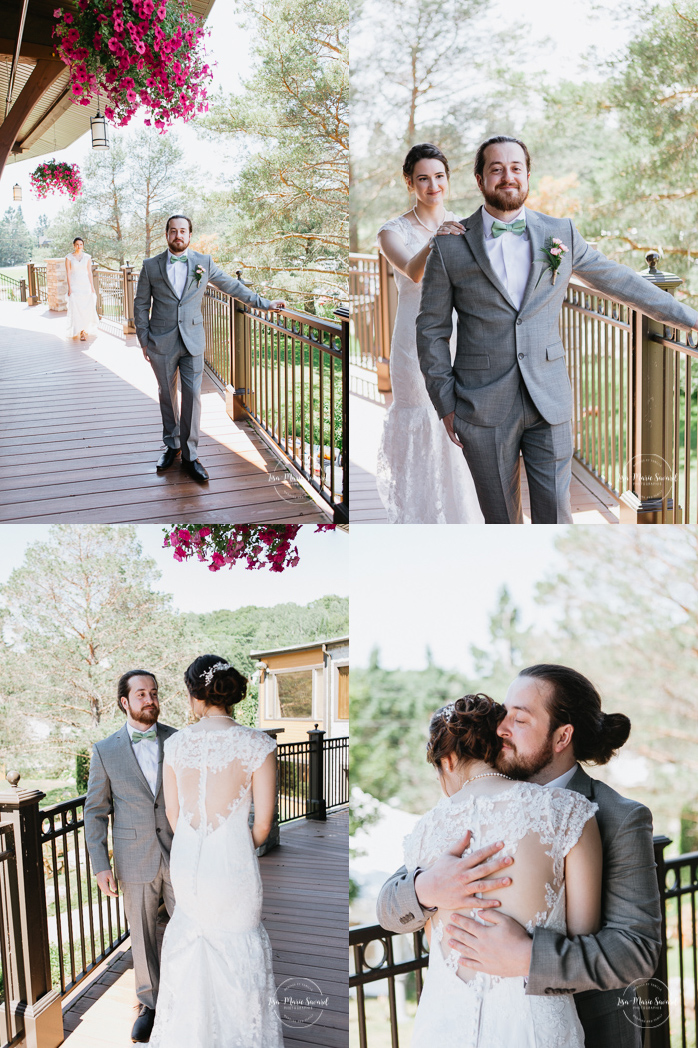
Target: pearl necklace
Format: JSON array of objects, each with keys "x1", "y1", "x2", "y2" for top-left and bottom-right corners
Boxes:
[
  {"x1": 411, "y1": 205, "x2": 444, "y2": 234},
  {"x1": 463, "y1": 772, "x2": 512, "y2": 785},
  {"x1": 202, "y1": 712, "x2": 235, "y2": 722}
]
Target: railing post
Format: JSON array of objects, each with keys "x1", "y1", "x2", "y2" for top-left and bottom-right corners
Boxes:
[
  {"x1": 334, "y1": 306, "x2": 350, "y2": 525},
  {"x1": 20, "y1": 278, "x2": 27, "y2": 303},
  {"x1": 121, "y1": 262, "x2": 136, "y2": 334},
  {"x1": 620, "y1": 252, "x2": 682, "y2": 523},
  {"x1": 377, "y1": 253, "x2": 396, "y2": 393},
  {"x1": 645, "y1": 834, "x2": 672, "y2": 1048},
  {"x1": 27, "y1": 262, "x2": 38, "y2": 307},
  {"x1": 225, "y1": 294, "x2": 248, "y2": 421},
  {"x1": 92, "y1": 261, "x2": 101, "y2": 318},
  {"x1": 0, "y1": 774, "x2": 63, "y2": 1048},
  {"x1": 306, "y1": 725, "x2": 327, "y2": 821}
]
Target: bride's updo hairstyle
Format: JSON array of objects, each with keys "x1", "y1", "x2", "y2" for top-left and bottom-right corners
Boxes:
[
  {"x1": 184, "y1": 654, "x2": 247, "y2": 710},
  {"x1": 403, "y1": 143, "x2": 450, "y2": 187},
  {"x1": 519, "y1": 664, "x2": 630, "y2": 765},
  {"x1": 426, "y1": 694, "x2": 505, "y2": 769}
]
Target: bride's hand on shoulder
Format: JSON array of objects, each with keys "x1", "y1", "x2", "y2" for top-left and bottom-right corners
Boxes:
[
  {"x1": 414, "y1": 832, "x2": 513, "y2": 912},
  {"x1": 436, "y1": 220, "x2": 465, "y2": 236}
]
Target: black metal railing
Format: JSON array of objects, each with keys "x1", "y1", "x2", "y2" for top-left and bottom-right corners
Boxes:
[
  {"x1": 96, "y1": 268, "x2": 126, "y2": 321},
  {"x1": 34, "y1": 264, "x2": 47, "y2": 304},
  {"x1": 0, "y1": 822, "x2": 22, "y2": 1048},
  {"x1": 276, "y1": 733, "x2": 349, "y2": 823},
  {"x1": 0, "y1": 273, "x2": 25, "y2": 304},
  {"x1": 350, "y1": 836, "x2": 696, "y2": 1048},
  {"x1": 40, "y1": 796, "x2": 129, "y2": 997}
]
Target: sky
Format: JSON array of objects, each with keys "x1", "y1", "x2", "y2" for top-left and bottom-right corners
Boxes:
[
  {"x1": 0, "y1": 525, "x2": 349, "y2": 613},
  {"x1": 0, "y1": 0, "x2": 254, "y2": 229},
  {"x1": 350, "y1": 526, "x2": 564, "y2": 674}
]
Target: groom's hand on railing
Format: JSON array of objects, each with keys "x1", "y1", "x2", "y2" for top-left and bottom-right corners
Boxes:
[
  {"x1": 414, "y1": 831, "x2": 513, "y2": 911},
  {"x1": 269, "y1": 300, "x2": 286, "y2": 310},
  {"x1": 96, "y1": 868, "x2": 119, "y2": 898},
  {"x1": 442, "y1": 412, "x2": 463, "y2": 448},
  {"x1": 447, "y1": 910, "x2": 533, "y2": 978}
]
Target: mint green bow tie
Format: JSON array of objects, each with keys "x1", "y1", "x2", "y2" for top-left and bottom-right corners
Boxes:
[
  {"x1": 169, "y1": 255, "x2": 187, "y2": 263},
  {"x1": 491, "y1": 218, "x2": 526, "y2": 238},
  {"x1": 132, "y1": 728, "x2": 157, "y2": 744}
]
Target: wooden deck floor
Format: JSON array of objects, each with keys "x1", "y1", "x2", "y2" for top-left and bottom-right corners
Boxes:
[
  {"x1": 0, "y1": 302, "x2": 326, "y2": 524},
  {"x1": 350, "y1": 367, "x2": 619, "y2": 524},
  {"x1": 61, "y1": 809, "x2": 348, "y2": 1047}
]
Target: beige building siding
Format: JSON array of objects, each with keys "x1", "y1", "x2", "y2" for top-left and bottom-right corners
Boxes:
[{"x1": 254, "y1": 638, "x2": 348, "y2": 743}]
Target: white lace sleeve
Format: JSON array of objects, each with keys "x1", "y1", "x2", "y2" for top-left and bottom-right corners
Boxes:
[
  {"x1": 244, "y1": 730, "x2": 277, "y2": 774},
  {"x1": 548, "y1": 787, "x2": 598, "y2": 876},
  {"x1": 403, "y1": 811, "x2": 431, "y2": 872},
  {"x1": 377, "y1": 215, "x2": 409, "y2": 243}
]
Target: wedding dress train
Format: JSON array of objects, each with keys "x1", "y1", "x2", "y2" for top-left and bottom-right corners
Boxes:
[
  {"x1": 376, "y1": 213, "x2": 483, "y2": 523},
  {"x1": 403, "y1": 781, "x2": 597, "y2": 1047},
  {"x1": 149, "y1": 722, "x2": 284, "y2": 1048}
]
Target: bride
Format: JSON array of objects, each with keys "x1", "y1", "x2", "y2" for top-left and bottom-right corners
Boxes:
[
  {"x1": 404, "y1": 694, "x2": 601, "y2": 1047},
  {"x1": 149, "y1": 655, "x2": 284, "y2": 1047},
  {"x1": 376, "y1": 144, "x2": 483, "y2": 523},
  {"x1": 65, "y1": 236, "x2": 99, "y2": 341}
]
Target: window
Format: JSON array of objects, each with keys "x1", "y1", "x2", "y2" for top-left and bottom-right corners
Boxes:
[
  {"x1": 275, "y1": 669, "x2": 313, "y2": 718},
  {"x1": 337, "y1": 665, "x2": 349, "y2": 720}
]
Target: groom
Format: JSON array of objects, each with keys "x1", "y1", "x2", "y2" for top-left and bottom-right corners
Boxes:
[
  {"x1": 134, "y1": 214, "x2": 285, "y2": 482},
  {"x1": 84, "y1": 670, "x2": 177, "y2": 1043},
  {"x1": 377, "y1": 664, "x2": 662, "y2": 1048},
  {"x1": 416, "y1": 136, "x2": 698, "y2": 523}
]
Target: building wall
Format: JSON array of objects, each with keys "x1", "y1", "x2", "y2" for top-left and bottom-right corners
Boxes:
[{"x1": 257, "y1": 642, "x2": 349, "y2": 743}]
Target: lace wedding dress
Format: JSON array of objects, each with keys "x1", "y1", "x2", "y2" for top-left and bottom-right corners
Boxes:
[
  {"x1": 149, "y1": 722, "x2": 284, "y2": 1048},
  {"x1": 65, "y1": 253, "x2": 98, "y2": 337},
  {"x1": 376, "y1": 213, "x2": 483, "y2": 523},
  {"x1": 403, "y1": 780, "x2": 598, "y2": 1048}
]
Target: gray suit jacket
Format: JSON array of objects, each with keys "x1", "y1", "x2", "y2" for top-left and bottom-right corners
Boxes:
[
  {"x1": 375, "y1": 766, "x2": 661, "y2": 1048},
  {"x1": 133, "y1": 249, "x2": 273, "y2": 357},
  {"x1": 84, "y1": 721, "x2": 178, "y2": 884},
  {"x1": 416, "y1": 207, "x2": 698, "y2": 427}
]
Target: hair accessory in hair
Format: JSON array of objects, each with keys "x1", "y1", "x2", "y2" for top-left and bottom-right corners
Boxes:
[
  {"x1": 441, "y1": 702, "x2": 455, "y2": 719},
  {"x1": 201, "y1": 661, "x2": 231, "y2": 686}
]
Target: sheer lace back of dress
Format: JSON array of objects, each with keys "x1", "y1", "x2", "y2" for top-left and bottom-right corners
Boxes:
[
  {"x1": 165, "y1": 723, "x2": 275, "y2": 836},
  {"x1": 403, "y1": 781, "x2": 597, "y2": 984}
]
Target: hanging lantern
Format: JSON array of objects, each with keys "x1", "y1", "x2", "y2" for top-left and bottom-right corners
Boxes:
[
  {"x1": 12, "y1": 184, "x2": 21, "y2": 201},
  {"x1": 90, "y1": 109, "x2": 109, "y2": 150}
]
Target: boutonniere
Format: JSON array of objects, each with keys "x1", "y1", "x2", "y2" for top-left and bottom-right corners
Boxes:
[
  {"x1": 194, "y1": 265, "x2": 205, "y2": 287},
  {"x1": 536, "y1": 237, "x2": 569, "y2": 288}
]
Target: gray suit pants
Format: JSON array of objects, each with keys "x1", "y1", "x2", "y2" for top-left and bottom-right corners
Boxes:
[
  {"x1": 148, "y1": 334, "x2": 204, "y2": 461},
  {"x1": 453, "y1": 377, "x2": 574, "y2": 524},
  {"x1": 121, "y1": 859, "x2": 175, "y2": 1009}
]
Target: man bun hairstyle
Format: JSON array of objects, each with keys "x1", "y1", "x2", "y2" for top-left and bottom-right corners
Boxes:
[
  {"x1": 474, "y1": 135, "x2": 531, "y2": 179},
  {"x1": 166, "y1": 214, "x2": 193, "y2": 233},
  {"x1": 519, "y1": 664, "x2": 631, "y2": 765},
  {"x1": 403, "y1": 143, "x2": 450, "y2": 185},
  {"x1": 184, "y1": 654, "x2": 247, "y2": 709},
  {"x1": 426, "y1": 693, "x2": 505, "y2": 768},
  {"x1": 117, "y1": 669, "x2": 158, "y2": 714}
]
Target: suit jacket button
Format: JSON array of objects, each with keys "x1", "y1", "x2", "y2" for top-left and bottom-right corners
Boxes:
[
  {"x1": 156, "y1": 827, "x2": 161, "y2": 833},
  {"x1": 516, "y1": 319, "x2": 523, "y2": 325},
  {"x1": 518, "y1": 353, "x2": 525, "y2": 360},
  {"x1": 154, "y1": 803, "x2": 158, "y2": 809}
]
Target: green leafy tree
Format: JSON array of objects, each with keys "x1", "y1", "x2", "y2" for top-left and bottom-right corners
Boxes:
[
  {"x1": 199, "y1": 0, "x2": 348, "y2": 309},
  {"x1": 0, "y1": 525, "x2": 188, "y2": 772},
  {"x1": 0, "y1": 206, "x2": 33, "y2": 265}
]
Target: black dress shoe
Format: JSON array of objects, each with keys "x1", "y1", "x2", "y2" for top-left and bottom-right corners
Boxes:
[
  {"x1": 131, "y1": 1005, "x2": 155, "y2": 1043},
  {"x1": 156, "y1": 447, "x2": 181, "y2": 470},
  {"x1": 182, "y1": 458, "x2": 209, "y2": 483}
]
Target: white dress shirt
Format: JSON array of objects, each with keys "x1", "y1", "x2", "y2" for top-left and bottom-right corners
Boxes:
[
  {"x1": 127, "y1": 721, "x2": 159, "y2": 795},
  {"x1": 544, "y1": 763, "x2": 579, "y2": 790},
  {"x1": 167, "y1": 252, "x2": 188, "y2": 298},
  {"x1": 481, "y1": 205, "x2": 532, "y2": 311}
]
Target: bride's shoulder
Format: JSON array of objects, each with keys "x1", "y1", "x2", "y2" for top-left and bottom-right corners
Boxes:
[{"x1": 377, "y1": 213, "x2": 413, "y2": 238}]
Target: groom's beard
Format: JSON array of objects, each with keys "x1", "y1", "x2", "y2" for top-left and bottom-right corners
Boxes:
[
  {"x1": 125, "y1": 701, "x2": 159, "y2": 726},
  {"x1": 482, "y1": 182, "x2": 529, "y2": 214},
  {"x1": 495, "y1": 732, "x2": 555, "y2": 780}
]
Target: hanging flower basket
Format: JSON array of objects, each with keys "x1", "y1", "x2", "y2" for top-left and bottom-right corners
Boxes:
[
  {"x1": 52, "y1": 0, "x2": 212, "y2": 130},
  {"x1": 30, "y1": 159, "x2": 83, "y2": 200}
]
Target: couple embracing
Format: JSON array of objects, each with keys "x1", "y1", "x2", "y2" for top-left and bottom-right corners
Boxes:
[
  {"x1": 377, "y1": 136, "x2": 698, "y2": 524},
  {"x1": 84, "y1": 658, "x2": 284, "y2": 1047},
  {"x1": 378, "y1": 664, "x2": 660, "y2": 1047}
]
